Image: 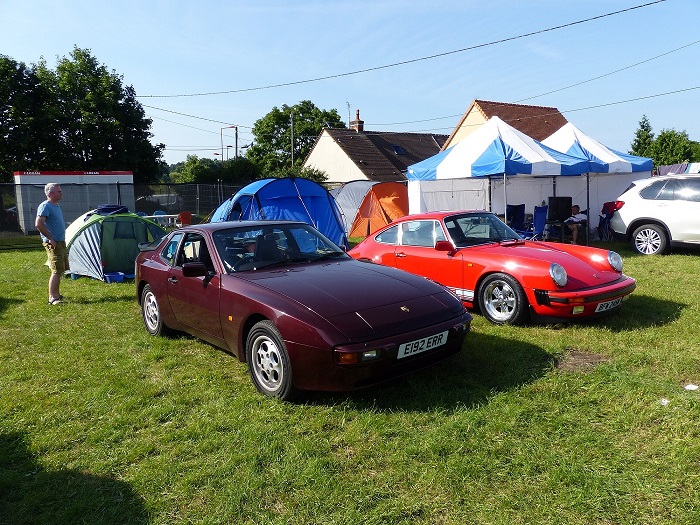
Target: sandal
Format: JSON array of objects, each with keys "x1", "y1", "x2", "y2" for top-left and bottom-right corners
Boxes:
[{"x1": 49, "y1": 297, "x2": 63, "y2": 305}]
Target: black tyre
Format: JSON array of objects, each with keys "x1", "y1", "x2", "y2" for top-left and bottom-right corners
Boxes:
[
  {"x1": 631, "y1": 224, "x2": 668, "y2": 255},
  {"x1": 477, "y1": 273, "x2": 529, "y2": 325},
  {"x1": 246, "y1": 320, "x2": 296, "y2": 401},
  {"x1": 141, "y1": 284, "x2": 170, "y2": 336}
]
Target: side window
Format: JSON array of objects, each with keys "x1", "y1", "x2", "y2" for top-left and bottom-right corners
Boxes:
[
  {"x1": 401, "y1": 220, "x2": 444, "y2": 247},
  {"x1": 161, "y1": 233, "x2": 183, "y2": 265},
  {"x1": 677, "y1": 179, "x2": 700, "y2": 202},
  {"x1": 640, "y1": 180, "x2": 668, "y2": 200},
  {"x1": 177, "y1": 233, "x2": 213, "y2": 271},
  {"x1": 375, "y1": 225, "x2": 399, "y2": 245}
]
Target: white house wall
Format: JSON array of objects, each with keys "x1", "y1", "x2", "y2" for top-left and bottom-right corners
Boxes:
[{"x1": 304, "y1": 131, "x2": 367, "y2": 183}]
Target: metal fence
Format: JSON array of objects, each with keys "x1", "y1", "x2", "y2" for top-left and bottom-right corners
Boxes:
[{"x1": 0, "y1": 182, "x2": 244, "y2": 236}]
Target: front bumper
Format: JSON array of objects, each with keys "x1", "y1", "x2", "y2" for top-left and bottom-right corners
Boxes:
[{"x1": 529, "y1": 276, "x2": 636, "y2": 322}]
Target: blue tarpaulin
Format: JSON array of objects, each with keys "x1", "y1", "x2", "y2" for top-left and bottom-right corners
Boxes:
[{"x1": 210, "y1": 178, "x2": 348, "y2": 249}]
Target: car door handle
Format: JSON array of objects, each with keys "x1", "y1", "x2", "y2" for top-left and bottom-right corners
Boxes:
[
  {"x1": 396, "y1": 252, "x2": 407, "y2": 258},
  {"x1": 168, "y1": 277, "x2": 178, "y2": 283}
]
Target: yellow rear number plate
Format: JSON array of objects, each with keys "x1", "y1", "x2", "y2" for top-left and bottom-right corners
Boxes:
[{"x1": 398, "y1": 331, "x2": 448, "y2": 359}]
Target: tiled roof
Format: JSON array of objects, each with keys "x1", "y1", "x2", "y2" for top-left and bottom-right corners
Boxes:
[
  {"x1": 445, "y1": 100, "x2": 568, "y2": 147},
  {"x1": 324, "y1": 129, "x2": 448, "y2": 182}
]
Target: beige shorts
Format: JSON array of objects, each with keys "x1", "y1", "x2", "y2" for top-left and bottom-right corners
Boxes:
[{"x1": 44, "y1": 241, "x2": 69, "y2": 274}]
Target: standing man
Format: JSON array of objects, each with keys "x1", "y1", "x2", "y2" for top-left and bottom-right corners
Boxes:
[{"x1": 35, "y1": 183, "x2": 68, "y2": 305}]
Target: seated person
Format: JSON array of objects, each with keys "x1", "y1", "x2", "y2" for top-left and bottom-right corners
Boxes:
[{"x1": 565, "y1": 205, "x2": 588, "y2": 244}]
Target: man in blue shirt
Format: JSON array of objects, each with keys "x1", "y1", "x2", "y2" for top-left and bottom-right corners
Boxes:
[{"x1": 35, "y1": 183, "x2": 68, "y2": 305}]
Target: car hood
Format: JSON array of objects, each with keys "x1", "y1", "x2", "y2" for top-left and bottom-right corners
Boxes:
[
  {"x1": 236, "y1": 259, "x2": 466, "y2": 339},
  {"x1": 470, "y1": 241, "x2": 625, "y2": 287}
]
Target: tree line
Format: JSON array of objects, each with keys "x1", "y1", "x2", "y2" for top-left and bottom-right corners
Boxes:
[
  {"x1": 2, "y1": 47, "x2": 698, "y2": 186},
  {"x1": 629, "y1": 115, "x2": 700, "y2": 166},
  {"x1": 1, "y1": 48, "x2": 345, "y2": 185}
]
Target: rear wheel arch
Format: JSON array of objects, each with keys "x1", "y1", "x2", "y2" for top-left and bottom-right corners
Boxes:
[{"x1": 626, "y1": 218, "x2": 670, "y2": 238}]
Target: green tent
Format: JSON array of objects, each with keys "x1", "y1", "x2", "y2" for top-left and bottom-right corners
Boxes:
[{"x1": 65, "y1": 205, "x2": 166, "y2": 281}]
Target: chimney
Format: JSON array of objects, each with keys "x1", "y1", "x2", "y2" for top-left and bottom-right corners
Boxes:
[{"x1": 350, "y1": 109, "x2": 364, "y2": 132}]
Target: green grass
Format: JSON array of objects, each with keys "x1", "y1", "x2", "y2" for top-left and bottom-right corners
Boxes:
[{"x1": 1, "y1": 243, "x2": 700, "y2": 524}]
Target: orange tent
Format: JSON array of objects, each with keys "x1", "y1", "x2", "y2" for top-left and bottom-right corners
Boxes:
[{"x1": 349, "y1": 182, "x2": 408, "y2": 238}]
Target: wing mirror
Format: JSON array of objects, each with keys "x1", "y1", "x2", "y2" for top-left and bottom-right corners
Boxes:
[
  {"x1": 182, "y1": 262, "x2": 208, "y2": 277},
  {"x1": 435, "y1": 240, "x2": 456, "y2": 255}
]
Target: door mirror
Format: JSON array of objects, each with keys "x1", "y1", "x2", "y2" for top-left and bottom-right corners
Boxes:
[
  {"x1": 182, "y1": 262, "x2": 208, "y2": 277},
  {"x1": 435, "y1": 240, "x2": 456, "y2": 254}
]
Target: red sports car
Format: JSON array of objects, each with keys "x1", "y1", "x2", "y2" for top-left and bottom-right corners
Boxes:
[
  {"x1": 135, "y1": 221, "x2": 472, "y2": 400},
  {"x1": 349, "y1": 211, "x2": 636, "y2": 324}
]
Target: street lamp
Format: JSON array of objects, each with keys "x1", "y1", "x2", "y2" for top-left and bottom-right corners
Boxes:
[{"x1": 221, "y1": 125, "x2": 238, "y2": 160}]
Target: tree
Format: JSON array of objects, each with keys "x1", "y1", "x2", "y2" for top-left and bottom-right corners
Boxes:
[
  {"x1": 0, "y1": 56, "x2": 55, "y2": 181},
  {"x1": 629, "y1": 115, "x2": 699, "y2": 167},
  {"x1": 0, "y1": 47, "x2": 163, "y2": 183},
  {"x1": 650, "y1": 129, "x2": 693, "y2": 166},
  {"x1": 629, "y1": 115, "x2": 654, "y2": 158},
  {"x1": 169, "y1": 155, "x2": 260, "y2": 184},
  {"x1": 246, "y1": 100, "x2": 345, "y2": 177}
]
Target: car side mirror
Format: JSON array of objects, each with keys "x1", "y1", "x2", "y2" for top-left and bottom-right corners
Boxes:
[
  {"x1": 182, "y1": 262, "x2": 208, "y2": 277},
  {"x1": 435, "y1": 240, "x2": 456, "y2": 255}
]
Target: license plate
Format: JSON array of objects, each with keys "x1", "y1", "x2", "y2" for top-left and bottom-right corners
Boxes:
[
  {"x1": 595, "y1": 297, "x2": 623, "y2": 313},
  {"x1": 398, "y1": 331, "x2": 448, "y2": 359}
]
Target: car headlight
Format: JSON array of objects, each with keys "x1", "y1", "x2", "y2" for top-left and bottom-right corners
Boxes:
[
  {"x1": 549, "y1": 263, "x2": 568, "y2": 287},
  {"x1": 608, "y1": 251, "x2": 623, "y2": 272}
]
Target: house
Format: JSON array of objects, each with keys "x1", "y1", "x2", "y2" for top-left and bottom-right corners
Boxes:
[
  {"x1": 442, "y1": 99, "x2": 568, "y2": 150},
  {"x1": 303, "y1": 110, "x2": 448, "y2": 183}
]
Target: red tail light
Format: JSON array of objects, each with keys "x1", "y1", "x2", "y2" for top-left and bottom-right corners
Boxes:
[{"x1": 603, "y1": 200, "x2": 625, "y2": 214}]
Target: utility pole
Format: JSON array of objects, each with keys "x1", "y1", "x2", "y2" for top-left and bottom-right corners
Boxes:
[{"x1": 290, "y1": 111, "x2": 294, "y2": 166}]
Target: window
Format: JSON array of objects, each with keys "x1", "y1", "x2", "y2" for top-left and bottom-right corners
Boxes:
[
  {"x1": 161, "y1": 233, "x2": 183, "y2": 265},
  {"x1": 375, "y1": 225, "x2": 399, "y2": 245},
  {"x1": 400, "y1": 220, "x2": 445, "y2": 247},
  {"x1": 391, "y1": 145, "x2": 406, "y2": 155},
  {"x1": 177, "y1": 233, "x2": 213, "y2": 272}
]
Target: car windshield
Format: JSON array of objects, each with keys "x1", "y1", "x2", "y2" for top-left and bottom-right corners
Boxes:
[
  {"x1": 443, "y1": 212, "x2": 521, "y2": 247},
  {"x1": 213, "y1": 223, "x2": 348, "y2": 273}
]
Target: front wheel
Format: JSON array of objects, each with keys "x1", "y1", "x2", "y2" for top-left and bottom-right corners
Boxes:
[
  {"x1": 477, "y1": 273, "x2": 529, "y2": 325},
  {"x1": 246, "y1": 320, "x2": 296, "y2": 401},
  {"x1": 141, "y1": 284, "x2": 170, "y2": 336},
  {"x1": 631, "y1": 224, "x2": 667, "y2": 255}
]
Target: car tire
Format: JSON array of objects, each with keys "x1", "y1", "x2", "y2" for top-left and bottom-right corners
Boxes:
[
  {"x1": 631, "y1": 224, "x2": 668, "y2": 255},
  {"x1": 246, "y1": 320, "x2": 296, "y2": 401},
  {"x1": 141, "y1": 284, "x2": 170, "y2": 336},
  {"x1": 478, "y1": 273, "x2": 529, "y2": 325}
]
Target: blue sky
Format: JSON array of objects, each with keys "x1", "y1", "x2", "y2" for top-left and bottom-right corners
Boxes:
[{"x1": 2, "y1": 0, "x2": 699, "y2": 167}]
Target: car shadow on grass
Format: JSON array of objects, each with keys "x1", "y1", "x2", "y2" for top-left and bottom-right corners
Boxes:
[
  {"x1": 305, "y1": 331, "x2": 553, "y2": 412},
  {"x1": 0, "y1": 432, "x2": 148, "y2": 525},
  {"x1": 583, "y1": 294, "x2": 684, "y2": 332}
]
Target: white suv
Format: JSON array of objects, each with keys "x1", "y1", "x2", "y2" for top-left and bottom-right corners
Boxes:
[{"x1": 609, "y1": 175, "x2": 700, "y2": 255}]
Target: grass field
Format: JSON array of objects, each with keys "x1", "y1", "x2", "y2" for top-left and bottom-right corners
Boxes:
[{"x1": 1, "y1": 242, "x2": 699, "y2": 524}]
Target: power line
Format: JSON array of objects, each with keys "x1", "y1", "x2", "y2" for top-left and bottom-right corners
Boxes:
[
  {"x1": 372, "y1": 37, "x2": 699, "y2": 127},
  {"x1": 515, "y1": 38, "x2": 700, "y2": 103},
  {"x1": 139, "y1": 0, "x2": 668, "y2": 99}
]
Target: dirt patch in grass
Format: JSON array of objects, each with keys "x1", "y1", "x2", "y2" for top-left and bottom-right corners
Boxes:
[{"x1": 555, "y1": 348, "x2": 608, "y2": 372}]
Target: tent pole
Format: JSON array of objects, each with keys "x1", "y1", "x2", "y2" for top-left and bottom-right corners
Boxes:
[
  {"x1": 586, "y1": 173, "x2": 590, "y2": 245},
  {"x1": 503, "y1": 173, "x2": 507, "y2": 223}
]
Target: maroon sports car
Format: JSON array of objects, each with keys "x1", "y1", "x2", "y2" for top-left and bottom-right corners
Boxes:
[{"x1": 135, "y1": 221, "x2": 472, "y2": 400}]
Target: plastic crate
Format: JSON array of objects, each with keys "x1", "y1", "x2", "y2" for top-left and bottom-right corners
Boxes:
[{"x1": 104, "y1": 272, "x2": 125, "y2": 283}]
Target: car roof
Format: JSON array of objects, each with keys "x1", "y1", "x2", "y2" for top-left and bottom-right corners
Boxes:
[
  {"x1": 640, "y1": 174, "x2": 700, "y2": 183},
  {"x1": 182, "y1": 220, "x2": 308, "y2": 232},
  {"x1": 389, "y1": 210, "x2": 491, "y2": 222}
]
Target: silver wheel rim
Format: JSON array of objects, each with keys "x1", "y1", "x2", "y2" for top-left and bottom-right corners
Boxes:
[
  {"x1": 483, "y1": 279, "x2": 517, "y2": 323},
  {"x1": 635, "y1": 228, "x2": 662, "y2": 254},
  {"x1": 143, "y1": 290, "x2": 160, "y2": 332},
  {"x1": 251, "y1": 334, "x2": 284, "y2": 393}
]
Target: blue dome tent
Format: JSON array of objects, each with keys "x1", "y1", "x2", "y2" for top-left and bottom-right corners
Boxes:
[{"x1": 210, "y1": 178, "x2": 348, "y2": 249}]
